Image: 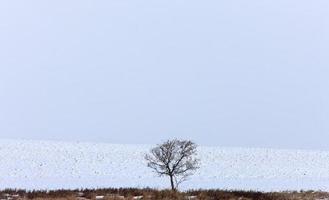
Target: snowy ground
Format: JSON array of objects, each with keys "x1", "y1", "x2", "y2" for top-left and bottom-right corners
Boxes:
[{"x1": 1, "y1": 139, "x2": 329, "y2": 191}]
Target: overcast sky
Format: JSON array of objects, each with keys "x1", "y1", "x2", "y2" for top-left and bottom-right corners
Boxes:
[{"x1": 0, "y1": 1, "x2": 328, "y2": 149}]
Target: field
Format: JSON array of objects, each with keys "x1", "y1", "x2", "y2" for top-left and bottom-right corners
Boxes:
[{"x1": 1, "y1": 139, "x2": 329, "y2": 192}]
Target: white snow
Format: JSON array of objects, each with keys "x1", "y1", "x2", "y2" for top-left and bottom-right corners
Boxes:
[{"x1": 1, "y1": 139, "x2": 329, "y2": 191}]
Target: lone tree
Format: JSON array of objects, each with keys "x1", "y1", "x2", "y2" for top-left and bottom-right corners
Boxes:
[{"x1": 145, "y1": 139, "x2": 199, "y2": 190}]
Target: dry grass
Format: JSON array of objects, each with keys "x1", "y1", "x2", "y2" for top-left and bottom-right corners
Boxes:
[{"x1": 0, "y1": 188, "x2": 328, "y2": 200}]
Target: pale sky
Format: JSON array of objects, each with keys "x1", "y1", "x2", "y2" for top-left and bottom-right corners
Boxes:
[{"x1": 0, "y1": 1, "x2": 328, "y2": 149}]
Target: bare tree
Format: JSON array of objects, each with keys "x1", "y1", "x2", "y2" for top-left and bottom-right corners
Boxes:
[{"x1": 145, "y1": 139, "x2": 199, "y2": 190}]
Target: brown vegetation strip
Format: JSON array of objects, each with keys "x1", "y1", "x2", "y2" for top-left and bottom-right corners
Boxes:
[{"x1": 0, "y1": 188, "x2": 328, "y2": 200}]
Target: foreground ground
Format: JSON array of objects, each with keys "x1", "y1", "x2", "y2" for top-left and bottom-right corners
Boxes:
[{"x1": 1, "y1": 189, "x2": 329, "y2": 200}]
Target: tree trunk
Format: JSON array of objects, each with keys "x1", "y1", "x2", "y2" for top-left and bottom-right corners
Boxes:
[{"x1": 169, "y1": 175, "x2": 175, "y2": 190}]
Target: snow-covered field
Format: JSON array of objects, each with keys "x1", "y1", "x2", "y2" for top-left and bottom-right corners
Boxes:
[{"x1": 1, "y1": 139, "x2": 329, "y2": 191}]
